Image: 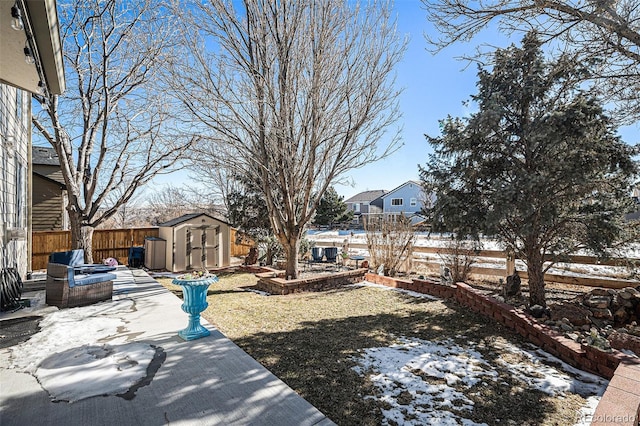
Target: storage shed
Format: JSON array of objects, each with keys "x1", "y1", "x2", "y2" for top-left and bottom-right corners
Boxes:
[{"x1": 158, "y1": 213, "x2": 231, "y2": 272}]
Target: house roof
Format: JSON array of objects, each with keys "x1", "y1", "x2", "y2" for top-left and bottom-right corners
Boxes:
[
  {"x1": 0, "y1": 0, "x2": 65, "y2": 95},
  {"x1": 32, "y1": 146, "x2": 60, "y2": 166},
  {"x1": 158, "y1": 212, "x2": 231, "y2": 227},
  {"x1": 378, "y1": 180, "x2": 423, "y2": 199},
  {"x1": 34, "y1": 171, "x2": 66, "y2": 189},
  {"x1": 344, "y1": 190, "x2": 387, "y2": 203}
]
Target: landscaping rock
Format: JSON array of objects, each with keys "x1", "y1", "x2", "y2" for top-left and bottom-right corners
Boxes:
[
  {"x1": 619, "y1": 290, "x2": 634, "y2": 300},
  {"x1": 529, "y1": 304, "x2": 548, "y2": 318},
  {"x1": 549, "y1": 303, "x2": 592, "y2": 326},
  {"x1": 613, "y1": 307, "x2": 629, "y2": 324},
  {"x1": 560, "y1": 322, "x2": 574, "y2": 332},
  {"x1": 584, "y1": 295, "x2": 611, "y2": 309},
  {"x1": 608, "y1": 331, "x2": 640, "y2": 357},
  {"x1": 504, "y1": 272, "x2": 521, "y2": 297},
  {"x1": 591, "y1": 307, "x2": 613, "y2": 320}
]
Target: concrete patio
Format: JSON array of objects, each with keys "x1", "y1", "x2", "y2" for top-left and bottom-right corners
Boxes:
[{"x1": 0, "y1": 268, "x2": 334, "y2": 425}]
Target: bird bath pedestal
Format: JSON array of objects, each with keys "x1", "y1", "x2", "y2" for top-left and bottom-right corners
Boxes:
[{"x1": 172, "y1": 275, "x2": 219, "y2": 341}]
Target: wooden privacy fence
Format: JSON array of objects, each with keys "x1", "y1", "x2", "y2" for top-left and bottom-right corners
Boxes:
[
  {"x1": 33, "y1": 227, "x2": 255, "y2": 270},
  {"x1": 231, "y1": 228, "x2": 254, "y2": 257},
  {"x1": 313, "y1": 241, "x2": 639, "y2": 289},
  {"x1": 32, "y1": 228, "x2": 159, "y2": 270}
]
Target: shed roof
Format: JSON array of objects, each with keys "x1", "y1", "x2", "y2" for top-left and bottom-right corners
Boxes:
[{"x1": 158, "y1": 212, "x2": 230, "y2": 227}]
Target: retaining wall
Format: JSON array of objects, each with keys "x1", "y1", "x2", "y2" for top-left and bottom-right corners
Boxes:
[
  {"x1": 364, "y1": 273, "x2": 640, "y2": 425},
  {"x1": 257, "y1": 269, "x2": 367, "y2": 295}
]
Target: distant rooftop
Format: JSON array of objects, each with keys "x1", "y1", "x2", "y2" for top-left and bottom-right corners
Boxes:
[
  {"x1": 32, "y1": 146, "x2": 60, "y2": 166},
  {"x1": 344, "y1": 190, "x2": 387, "y2": 204}
]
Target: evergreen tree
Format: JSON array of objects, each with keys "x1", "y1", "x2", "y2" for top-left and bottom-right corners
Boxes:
[
  {"x1": 313, "y1": 187, "x2": 353, "y2": 227},
  {"x1": 420, "y1": 32, "x2": 638, "y2": 307}
]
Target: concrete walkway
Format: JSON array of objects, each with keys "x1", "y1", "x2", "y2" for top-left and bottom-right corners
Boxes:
[{"x1": 0, "y1": 268, "x2": 334, "y2": 426}]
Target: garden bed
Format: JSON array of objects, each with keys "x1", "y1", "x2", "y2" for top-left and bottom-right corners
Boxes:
[{"x1": 255, "y1": 268, "x2": 367, "y2": 295}]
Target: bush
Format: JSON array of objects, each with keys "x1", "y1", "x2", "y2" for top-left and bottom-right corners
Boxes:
[
  {"x1": 438, "y1": 238, "x2": 481, "y2": 283},
  {"x1": 365, "y1": 215, "x2": 415, "y2": 276}
]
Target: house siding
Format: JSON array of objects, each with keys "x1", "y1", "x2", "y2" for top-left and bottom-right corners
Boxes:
[
  {"x1": 382, "y1": 181, "x2": 424, "y2": 216},
  {"x1": 33, "y1": 174, "x2": 66, "y2": 230},
  {"x1": 0, "y1": 84, "x2": 30, "y2": 277}
]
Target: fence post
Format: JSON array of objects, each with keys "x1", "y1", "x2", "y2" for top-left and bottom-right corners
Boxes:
[{"x1": 506, "y1": 249, "x2": 515, "y2": 277}]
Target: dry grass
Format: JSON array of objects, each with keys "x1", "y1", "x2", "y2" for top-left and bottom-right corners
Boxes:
[{"x1": 157, "y1": 272, "x2": 590, "y2": 425}]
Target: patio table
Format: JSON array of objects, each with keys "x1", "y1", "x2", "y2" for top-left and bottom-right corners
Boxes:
[{"x1": 349, "y1": 255, "x2": 365, "y2": 269}]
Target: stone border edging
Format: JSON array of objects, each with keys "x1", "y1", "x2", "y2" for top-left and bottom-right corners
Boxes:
[{"x1": 364, "y1": 273, "x2": 640, "y2": 425}]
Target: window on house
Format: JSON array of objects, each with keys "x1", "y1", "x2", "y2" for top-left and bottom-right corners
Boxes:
[
  {"x1": 15, "y1": 155, "x2": 25, "y2": 227},
  {"x1": 354, "y1": 203, "x2": 361, "y2": 213},
  {"x1": 410, "y1": 198, "x2": 417, "y2": 207},
  {"x1": 391, "y1": 198, "x2": 403, "y2": 206}
]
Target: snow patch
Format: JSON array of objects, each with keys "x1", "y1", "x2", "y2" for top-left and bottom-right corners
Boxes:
[
  {"x1": 352, "y1": 336, "x2": 608, "y2": 425},
  {"x1": 36, "y1": 343, "x2": 156, "y2": 402},
  {"x1": 6, "y1": 299, "x2": 159, "y2": 402}
]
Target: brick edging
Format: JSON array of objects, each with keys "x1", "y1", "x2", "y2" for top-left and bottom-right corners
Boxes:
[
  {"x1": 365, "y1": 272, "x2": 640, "y2": 378},
  {"x1": 364, "y1": 272, "x2": 640, "y2": 424},
  {"x1": 257, "y1": 268, "x2": 368, "y2": 295}
]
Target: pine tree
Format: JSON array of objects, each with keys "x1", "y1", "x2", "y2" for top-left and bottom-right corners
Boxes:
[
  {"x1": 420, "y1": 32, "x2": 638, "y2": 307},
  {"x1": 313, "y1": 187, "x2": 353, "y2": 227}
]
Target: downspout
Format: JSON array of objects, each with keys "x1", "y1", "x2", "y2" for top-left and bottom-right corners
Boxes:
[{"x1": 27, "y1": 103, "x2": 33, "y2": 278}]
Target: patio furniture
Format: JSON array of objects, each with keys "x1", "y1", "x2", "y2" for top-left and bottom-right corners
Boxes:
[
  {"x1": 324, "y1": 247, "x2": 338, "y2": 263},
  {"x1": 349, "y1": 255, "x2": 365, "y2": 269},
  {"x1": 49, "y1": 249, "x2": 85, "y2": 266},
  {"x1": 1, "y1": 268, "x2": 23, "y2": 312},
  {"x1": 311, "y1": 247, "x2": 324, "y2": 262},
  {"x1": 128, "y1": 246, "x2": 145, "y2": 268},
  {"x1": 45, "y1": 263, "x2": 116, "y2": 308}
]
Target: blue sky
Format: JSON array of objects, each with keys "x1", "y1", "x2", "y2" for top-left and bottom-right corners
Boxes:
[
  {"x1": 153, "y1": 1, "x2": 638, "y2": 200},
  {"x1": 334, "y1": 1, "x2": 640, "y2": 200}
]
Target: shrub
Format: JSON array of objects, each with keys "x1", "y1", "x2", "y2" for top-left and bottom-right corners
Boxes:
[{"x1": 365, "y1": 215, "x2": 415, "y2": 276}]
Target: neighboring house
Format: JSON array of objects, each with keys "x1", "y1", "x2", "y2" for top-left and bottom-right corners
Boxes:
[
  {"x1": 344, "y1": 189, "x2": 386, "y2": 225},
  {"x1": 32, "y1": 146, "x2": 68, "y2": 231},
  {"x1": 1, "y1": 0, "x2": 66, "y2": 278},
  {"x1": 373, "y1": 180, "x2": 429, "y2": 225},
  {"x1": 626, "y1": 186, "x2": 640, "y2": 221}
]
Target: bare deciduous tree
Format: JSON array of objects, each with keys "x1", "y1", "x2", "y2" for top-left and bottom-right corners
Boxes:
[
  {"x1": 173, "y1": 0, "x2": 407, "y2": 278},
  {"x1": 32, "y1": 0, "x2": 196, "y2": 262},
  {"x1": 423, "y1": 0, "x2": 640, "y2": 122},
  {"x1": 145, "y1": 185, "x2": 223, "y2": 226}
]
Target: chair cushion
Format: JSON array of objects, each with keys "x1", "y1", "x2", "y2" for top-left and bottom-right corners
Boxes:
[
  {"x1": 49, "y1": 250, "x2": 85, "y2": 267},
  {"x1": 74, "y1": 265, "x2": 117, "y2": 275},
  {"x1": 72, "y1": 273, "x2": 117, "y2": 287}
]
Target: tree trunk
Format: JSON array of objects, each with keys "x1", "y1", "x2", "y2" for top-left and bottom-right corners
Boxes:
[
  {"x1": 281, "y1": 236, "x2": 300, "y2": 280},
  {"x1": 69, "y1": 212, "x2": 95, "y2": 264},
  {"x1": 526, "y1": 253, "x2": 546, "y2": 307}
]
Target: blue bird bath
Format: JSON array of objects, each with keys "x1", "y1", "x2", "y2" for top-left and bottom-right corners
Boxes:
[{"x1": 172, "y1": 275, "x2": 219, "y2": 341}]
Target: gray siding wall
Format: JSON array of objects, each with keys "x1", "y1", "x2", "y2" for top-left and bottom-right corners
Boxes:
[{"x1": 0, "y1": 84, "x2": 30, "y2": 277}]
